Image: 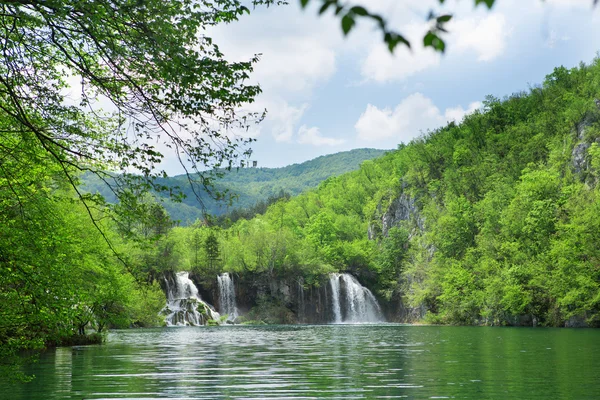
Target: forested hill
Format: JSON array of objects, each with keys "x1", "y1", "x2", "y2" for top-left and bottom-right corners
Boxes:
[
  {"x1": 82, "y1": 148, "x2": 387, "y2": 224},
  {"x1": 177, "y1": 59, "x2": 600, "y2": 327}
]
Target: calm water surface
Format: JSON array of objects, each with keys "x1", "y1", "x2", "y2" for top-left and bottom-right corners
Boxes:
[{"x1": 3, "y1": 324, "x2": 600, "y2": 399}]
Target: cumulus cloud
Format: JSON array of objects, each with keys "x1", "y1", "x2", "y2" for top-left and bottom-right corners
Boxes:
[
  {"x1": 210, "y1": 6, "x2": 342, "y2": 94},
  {"x1": 444, "y1": 101, "x2": 483, "y2": 123},
  {"x1": 360, "y1": 23, "x2": 441, "y2": 83},
  {"x1": 268, "y1": 101, "x2": 309, "y2": 142},
  {"x1": 297, "y1": 125, "x2": 345, "y2": 146},
  {"x1": 359, "y1": 12, "x2": 512, "y2": 82},
  {"x1": 545, "y1": 0, "x2": 595, "y2": 8},
  {"x1": 355, "y1": 93, "x2": 444, "y2": 142},
  {"x1": 237, "y1": 96, "x2": 309, "y2": 143},
  {"x1": 450, "y1": 14, "x2": 511, "y2": 62},
  {"x1": 355, "y1": 93, "x2": 481, "y2": 144}
]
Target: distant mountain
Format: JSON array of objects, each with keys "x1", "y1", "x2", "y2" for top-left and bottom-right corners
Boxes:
[{"x1": 81, "y1": 148, "x2": 388, "y2": 225}]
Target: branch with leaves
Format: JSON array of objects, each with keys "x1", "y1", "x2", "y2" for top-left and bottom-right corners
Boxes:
[{"x1": 298, "y1": 0, "x2": 597, "y2": 53}]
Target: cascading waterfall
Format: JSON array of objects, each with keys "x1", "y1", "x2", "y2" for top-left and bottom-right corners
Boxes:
[
  {"x1": 329, "y1": 273, "x2": 384, "y2": 323},
  {"x1": 297, "y1": 279, "x2": 306, "y2": 323},
  {"x1": 329, "y1": 275, "x2": 342, "y2": 323},
  {"x1": 217, "y1": 273, "x2": 238, "y2": 321},
  {"x1": 161, "y1": 272, "x2": 220, "y2": 326}
]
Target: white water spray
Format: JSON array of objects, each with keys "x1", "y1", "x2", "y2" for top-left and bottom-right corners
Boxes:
[
  {"x1": 329, "y1": 275, "x2": 342, "y2": 323},
  {"x1": 217, "y1": 273, "x2": 238, "y2": 321},
  {"x1": 328, "y1": 273, "x2": 384, "y2": 323},
  {"x1": 161, "y1": 272, "x2": 220, "y2": 326}
]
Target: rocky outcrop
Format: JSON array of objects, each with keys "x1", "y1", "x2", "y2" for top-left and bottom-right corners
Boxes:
[
  {"x1": 572, "y1": 142, "x2": 591, "y2": 174},
  {"x1": 571, "y1": 110, "x2": 599, "y2": 177},
  {"x1": 369, "y1": 186, "x2": 423, "y2": 241},
  {"x1": 382, "y1": 193, "x2": 418, "y2": 237}
]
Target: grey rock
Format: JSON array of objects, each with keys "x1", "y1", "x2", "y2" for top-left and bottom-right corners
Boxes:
[
  {"x1": 572, "y1": 142, "x2": 591, "y2": 173},
  {"x1": 381, "y1": 193, "x2": 423, "y2": 237},
  {"x1": 565, "y1": 315, "x2": 588, "y2": 328}
]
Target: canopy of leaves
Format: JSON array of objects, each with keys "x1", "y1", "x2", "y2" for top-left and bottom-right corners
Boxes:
[{"x1": 0, "y1": 0, "x2": 265, "y2": 224}]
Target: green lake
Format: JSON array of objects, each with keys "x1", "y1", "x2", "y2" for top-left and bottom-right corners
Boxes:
[{"x1": 3, "y1": 324, "x2": 600, "y2": 399}]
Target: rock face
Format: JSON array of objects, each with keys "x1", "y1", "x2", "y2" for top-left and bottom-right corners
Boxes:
[
  {"x1": 169, "y1": 271, "x2": 386, "y2": 324},
  {"x1": 571, "y1": 110, "x2": 599, "y2": 177},
  {"x1": 381, "y1": 193, "x2": 419, "y2": 237},
  {"x1": 572, "y1": 142, "x2": 591, "y2": 174},
  {"x1": 369, "y1": 187, "x2": 423, "y2": 241},
  {"x1": 366, "y1": 187, "x2": 428, "y2": 323}
]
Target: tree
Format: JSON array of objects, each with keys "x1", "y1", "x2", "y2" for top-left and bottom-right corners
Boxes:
[
  {"x1": 0, "y1": 0, "x2": 263, "y2": 222},
  {"x1": 204, "y1": 231, "x2": 221, "y2": 271}
]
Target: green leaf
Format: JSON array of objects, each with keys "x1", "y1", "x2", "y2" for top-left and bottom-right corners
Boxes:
[
  {"x1": 423, "y1": 31, "x2": 435, "y2": 47},
  {"x1": 300, "y1": 0, "x2": 310, "y2": 8},
  {"x1": 350, "y1": 6, "x2": 368, "y2": 16},
  {"x1": 437, "y1": 14, "x2": 452, "y2": 23},
  {"x1": 341, "y1": 14, "x2": 355, "y2": 35},
  {"x1": 423, "y1": 31, "x2": 446, "y2": 52},
  {"x1": 318, "y1": 1, "x2": 333, "y2": 15},
  {"x1": 474, "y1": 0, "x2": 495, "y2": 8}
]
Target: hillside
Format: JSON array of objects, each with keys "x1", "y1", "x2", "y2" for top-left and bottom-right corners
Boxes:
[
  {"x1": 81, "y1": 148, "x2": 387, "y2": 224},
  {"x1": 171, "y1": 59, "x2": 600, "y2": 327}
]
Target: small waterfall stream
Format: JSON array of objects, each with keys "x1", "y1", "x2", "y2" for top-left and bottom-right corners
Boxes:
[
  {"x1": 330, "y1": 275, "x2": 342, "y2": 323},
  {"x1": 217, "y1": 273, "x2": 238, "y2": 321},
  {"x1": 297, "y1": 279, "x2": 306, "y2": 323},
  {"x1": 329, "y1": 273, "x2": 384, "y2": 323},
  {"x1": 161, "y1": 272, "x2": 220, "y2": 326}
]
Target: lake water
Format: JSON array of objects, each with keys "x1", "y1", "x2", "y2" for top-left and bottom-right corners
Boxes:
[{"x1": 3, "y1": 324, "x2": 600, "y2": 399}]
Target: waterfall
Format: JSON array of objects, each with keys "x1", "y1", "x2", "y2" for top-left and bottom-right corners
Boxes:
[
  {"x1": 328, "y1": 273, "x2": 384, "y2": 323},
  {"x1": 161, "y1": 272, "x2": 220, "y2": 326},
  {"x1": 297, "y1": 279, "x2": 305, "y2": 323},
  {"x1": 329, "y1": 275, "x2": 342, "y2": 323},
  {"x1": 217, "y1": 273, "x2": 238, "y2": 321}
]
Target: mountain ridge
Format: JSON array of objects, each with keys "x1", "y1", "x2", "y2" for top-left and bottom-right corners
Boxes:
[{"x1": 82, "y1": 148, "x2": 388, "y2": 224}]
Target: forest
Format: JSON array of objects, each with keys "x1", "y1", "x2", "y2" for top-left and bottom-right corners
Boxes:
[
  {"x1": 165, "y1": 58, "x2": 600, "y2": 329},
  {"x1": 80, "y1": 148, "x2": 386, "y2": 224}
]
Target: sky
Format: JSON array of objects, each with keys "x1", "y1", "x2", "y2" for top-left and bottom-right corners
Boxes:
[{"x1": 161, "y1": 0, "x2": 600, "y2": 174}]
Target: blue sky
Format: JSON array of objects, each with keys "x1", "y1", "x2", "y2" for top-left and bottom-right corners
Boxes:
[{"x1": 161, "y1": 0, "x2": 600, "y2": 173}]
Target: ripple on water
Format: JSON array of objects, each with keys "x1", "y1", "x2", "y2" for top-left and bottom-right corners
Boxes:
[{"x1": 2, "y1": 325, "x2": 600, "y2": 399}]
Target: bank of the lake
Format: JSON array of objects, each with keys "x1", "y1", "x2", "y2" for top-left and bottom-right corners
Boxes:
[{"x1": 3, "y1": 324, "x2": 600, "y2": 399}]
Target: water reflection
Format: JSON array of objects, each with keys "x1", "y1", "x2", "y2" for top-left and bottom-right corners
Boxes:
[{"x1": 2, "y1": 325, "x2": 600, "y2": 399}]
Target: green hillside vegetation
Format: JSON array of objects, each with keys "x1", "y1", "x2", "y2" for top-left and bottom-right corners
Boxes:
[
  {"x1": 172, "y1": 58, "x2": 600, "y2": 327},
  {"x1": 81, "y1": 148, "x2": 387, "y2": 224}
]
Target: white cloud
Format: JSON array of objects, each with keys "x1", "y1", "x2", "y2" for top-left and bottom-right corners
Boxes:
[
  {"x1": 238, "y1": 96, "x2": 309, "y2": 143},
  {"x1": 450, "y1": 14, "x2": 510, "y2": 62},
  {"x1": 297, "y1": 125, "x2": 345, "y2": 146},
  {"x1": 444, "y1": 101, "x2": 483, "y2": 123},
  {"x1": 355, "y1": 93, "x2": 481, "y2": 144},
  {"x1": 253, "y1": 36, "x2": 337, "y2": 93},
  {"x1": 355, "y1": 93, "x2": 444, "y2": 142},
  {"x1": 210, "y1": 6, "x2": 342, "y2": 94},
  {"x1": 360, "y1": 23, "x2": 441, "y2": 83},
  {"x1": 545, "y1": 0, "x2": 595, "y2": 8},
  {"x1": 268, "y1": 101, "x2": 309, "y2": 142},
  {"x1": 359, "y1": 12, "x2": 511, "y2": 83}
]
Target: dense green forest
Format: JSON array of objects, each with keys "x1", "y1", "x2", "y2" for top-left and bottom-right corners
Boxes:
[
  {"x1": 169, "y1": 58, "x2": 600, "y2": 328},
  {"x1": 81, "y1": 148, "x2": 386, "y2": 224}
]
